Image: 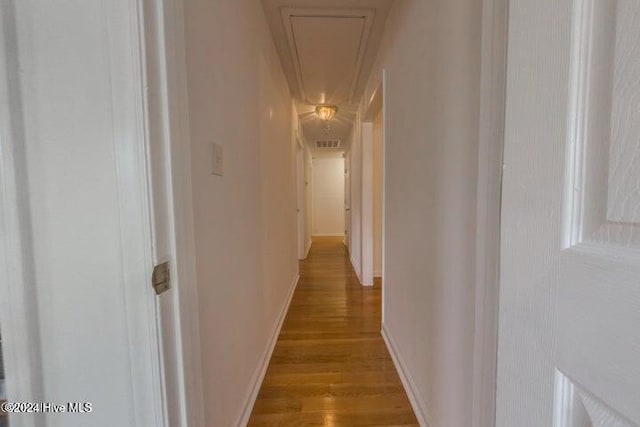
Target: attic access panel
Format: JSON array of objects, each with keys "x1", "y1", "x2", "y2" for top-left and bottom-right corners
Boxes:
[{"x1": 281, "y1": 8, "x2": 375, "y2": 105}]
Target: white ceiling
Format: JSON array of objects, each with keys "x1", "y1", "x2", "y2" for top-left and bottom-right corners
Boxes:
[{"x1": 261, "y1": 0, "x2": 394, "y2": 153}]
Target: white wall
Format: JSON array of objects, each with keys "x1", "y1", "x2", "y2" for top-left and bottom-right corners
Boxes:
[
  {"x1": 183, "y1": 0, "x2": 298, "y2": 425},
  {"x1": 355, "y1": 1, "x2": 483, "y2": 425},
  {"x1": 311, "y1": 157, "x2": 345, "y2": 237}
]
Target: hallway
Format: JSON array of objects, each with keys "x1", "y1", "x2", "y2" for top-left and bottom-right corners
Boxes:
[
  {"x1": 9, "y1": 0, "x2": 640, "y2": 425},
  {"x1": 248, "y1": 238, "x2": 418, "y2": 425}
]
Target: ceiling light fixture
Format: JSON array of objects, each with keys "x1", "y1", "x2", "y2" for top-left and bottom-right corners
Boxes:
[{"x1": 315, "y1": 105, "x2": 338, "y2": 122}]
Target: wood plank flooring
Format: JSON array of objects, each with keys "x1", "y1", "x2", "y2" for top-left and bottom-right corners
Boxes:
[{"x1": 248, "y1": 237, "x2": 418, "y2": 426}]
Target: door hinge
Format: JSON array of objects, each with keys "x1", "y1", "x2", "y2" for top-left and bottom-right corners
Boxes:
[{"x1": 152, "y1": 261, "x2": 171, "y2": 295}]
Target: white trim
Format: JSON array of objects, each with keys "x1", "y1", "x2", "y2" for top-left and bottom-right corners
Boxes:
[
  {"x1": 153, "y1": 0, "x2": 205, "y2": 425},
  {"x1": 235, "y1": 275, "x2": 300, "y2": 427},
  {"x1": 105, "y1": 0, "x2": 167, "y2": 423},
  {"x1": 309, "y1": 158, "x2": 314, "y2": 238},
  {"x1": 361, "y1": 76, "x2": 384, "y2": 289},
  {"x1": 562, "y1": 0, "x2": 592, "y2": 249},
  {"x1": 380, "y1": 70, "x2": 387, "y2": 324},
  {"x1": 296, "y1": 134, "x2": 306, "y2": 260},
  {"x1": 312, "y1": 233, "x2": 345, "y2": 237},
  {"x1": 0, "y1": 4, "x2": 44, "y2": 423},
  {"x1": 382, "y1": 325, "x2": 432, "y2": 427},
  {"x1": 471, "y1": 0, "x2": 508, "y2": 425},
  {"x1": 141, "y1": 0, "x2": 205, "y2": 425},
  {"x1": 360, "y1": 122, "x2": 374, "y2": 287}
]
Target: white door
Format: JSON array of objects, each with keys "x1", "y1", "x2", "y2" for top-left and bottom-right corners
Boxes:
[
  {"x1": 0, "y1": 1, "x2": 172, "y2": 426},
  {"x1": 498, "y1": 0, "x2": 640, "y2": 426}
]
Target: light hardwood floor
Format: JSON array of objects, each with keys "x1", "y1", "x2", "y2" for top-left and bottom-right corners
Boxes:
[{"x1": 248, "y1": 237, "x2": 418, "y2": 426}]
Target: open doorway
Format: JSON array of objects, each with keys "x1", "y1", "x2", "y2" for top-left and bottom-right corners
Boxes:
[
  {"x1": 296, "y1": 140, "x2": 306, "y2": 260},
  {"x1": 372, "y1": 110, "x2": 383, "y2": 285},
  {"x1": 360, "y1": 76, "x2": 385, "y2": 289},
  {"x1": 311, "y1": 155, "x2": 346, "y2": 238}
]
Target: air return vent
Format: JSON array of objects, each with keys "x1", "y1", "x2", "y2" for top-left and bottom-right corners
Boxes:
[{"x1": 315, "y1": 139, "x2": 341, "y2": 149}]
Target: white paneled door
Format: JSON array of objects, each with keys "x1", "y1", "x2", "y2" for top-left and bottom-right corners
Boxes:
[
  {"x1": 499, "y1": 0, "x2": 640, "y2": 426},
  {"x1": 556, "y1": 0, "x2": 640, "y2": 423}
]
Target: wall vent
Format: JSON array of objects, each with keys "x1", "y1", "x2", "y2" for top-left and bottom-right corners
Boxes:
[{"x1": 315, "y1": 139, "x2": 341, "y2": 149}]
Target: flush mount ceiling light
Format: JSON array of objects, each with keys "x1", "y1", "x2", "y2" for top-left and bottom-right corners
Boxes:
[{"x1": 315, "y1": 105, "x2": 338, "y2": 122}]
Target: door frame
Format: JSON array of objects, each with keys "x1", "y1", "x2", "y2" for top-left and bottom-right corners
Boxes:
[
  {"x1": 344, "y1": 152, "x2": 351, "y2": 250},
  {"x1": 0, "y1": 4, "x2": 43, "y2": 424},
  {"x1": 361, "y1": 73, "x2": 385, "y2": 289},
  {"x1": 360, "y1": 122, "x2": 374, "y2": 286},
  {"x1": 472, "y1": 0, "x2": 508, "y2": 425},
  {"x1": 141, "y1": 0, "x2": 205, "y2": 425},
  {"x1": 310, "y1": 155, "x2": 347, "y2": 238},
  {"x1": 296, "y1": 135, "x2": 306, "y2": 259}
]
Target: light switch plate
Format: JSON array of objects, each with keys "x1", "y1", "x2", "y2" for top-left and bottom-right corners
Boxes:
[{"x1": 211, "y1": 142, "x2": 223, "y2": 176}]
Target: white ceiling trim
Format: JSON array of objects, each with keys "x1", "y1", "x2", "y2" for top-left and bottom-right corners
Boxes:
[{"x1": 280, "y1": 7, "x2": 376, "y2": 106}]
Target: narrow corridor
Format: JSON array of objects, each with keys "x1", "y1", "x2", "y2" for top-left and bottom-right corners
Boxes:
[{"x1": 248, "y1": 237, "x2": 418, "y2": 425}]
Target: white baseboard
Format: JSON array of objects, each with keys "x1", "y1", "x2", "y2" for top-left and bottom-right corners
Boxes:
[
  {"x1": 235, "y1": 274, "x2": 299, "y2": 426},
  {"x1": 381, "y1": 324, "x2": 432, "y2": 427},
  {"x1": 311, "y1": 233, "x2": 345, "y2": 237}
]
